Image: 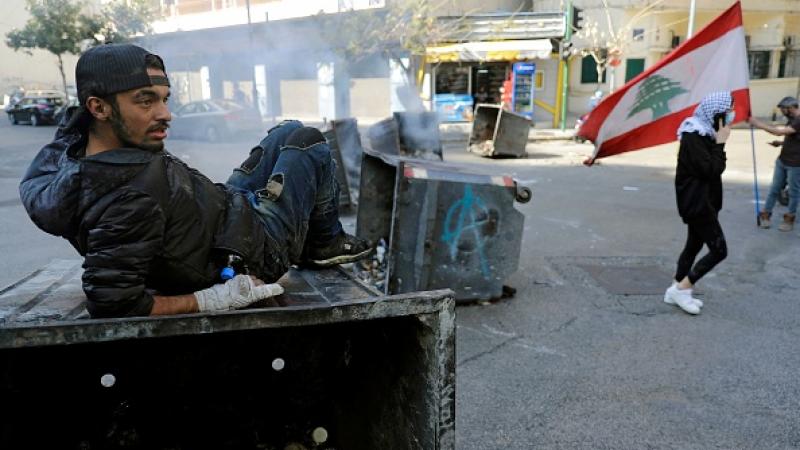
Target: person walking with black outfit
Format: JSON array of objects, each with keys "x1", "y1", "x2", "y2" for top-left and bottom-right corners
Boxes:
[{"x1": 664, "y1": 92, "x2": 734, "y2": 315}]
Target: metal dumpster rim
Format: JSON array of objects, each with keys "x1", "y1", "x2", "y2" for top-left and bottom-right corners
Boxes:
[{"x1": 0, "y1": 289, "x2": 455, "y2": 350}]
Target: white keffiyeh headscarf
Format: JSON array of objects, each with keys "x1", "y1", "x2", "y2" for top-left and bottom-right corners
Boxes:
[{"x1": 676, "y1": 91, "x2": 733, "y2": 140}]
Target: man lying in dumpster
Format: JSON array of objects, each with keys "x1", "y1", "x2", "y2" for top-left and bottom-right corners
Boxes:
[{"x1": 19, "y1": 44, "x2": 373, "y2": 318}]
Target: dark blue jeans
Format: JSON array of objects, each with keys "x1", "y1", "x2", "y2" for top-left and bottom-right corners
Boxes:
[
  {"x1": 764, "y1": 158, "x2": 800, "y2": 215},
  {"x1": 226, "y1": 120, "x2": 343, "y2": 265}
]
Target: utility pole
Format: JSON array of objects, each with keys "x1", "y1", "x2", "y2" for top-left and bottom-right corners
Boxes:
[
  {"x1": 687, "y1": 0, "x2": 696, "y2": 38},
  {"x1": 560, "y1": 0, "x2": 572, "y2": 131}
]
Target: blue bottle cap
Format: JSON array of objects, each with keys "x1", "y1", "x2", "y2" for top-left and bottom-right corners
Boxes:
[{"x1": 220, "y1": 266, "x2": 235, "y2": 280}]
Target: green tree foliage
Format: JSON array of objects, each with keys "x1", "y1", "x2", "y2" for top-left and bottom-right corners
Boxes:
[
  {"x1": 5, "y1": 0, "x2": 157, "y2": 98},
  {"x1": 5, "y1": 0, "x2": 85, "y2": 97},
  {"x1": 627, "y1": 74, "x2": 687, "y2": 119},
  {"x1": 88, "y1": 0, "x2": 158, "y2": 45}
]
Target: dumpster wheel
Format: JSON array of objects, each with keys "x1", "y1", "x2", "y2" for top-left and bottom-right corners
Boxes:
[{"x1": 515, "y1": 185, "x2": 532, "y2": 203}]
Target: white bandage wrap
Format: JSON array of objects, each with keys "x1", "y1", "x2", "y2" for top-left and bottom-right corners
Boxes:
[{"x1": 194, "y1": 274, "x2": 284, "y2": 312}]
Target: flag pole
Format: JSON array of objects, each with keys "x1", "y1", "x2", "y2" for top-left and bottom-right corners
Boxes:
[
  {"x1": 750, "y1": 124, "x2": 762, "y2": 226},
  {"x1": 687, "y1": 0, "x2": 697, "y2": 37}
]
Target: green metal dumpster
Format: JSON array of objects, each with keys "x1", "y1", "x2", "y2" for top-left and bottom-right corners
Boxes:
[
  {"x1": 469, "y1": 104, "x2": 531, "y2": 158},
  {"x1": 356, "y1": 149, "x2": 532, "y2": 302},
  {"x1": 367, "y1": 112, "x2": 443, "y2": 160},
  {"x1": 323, "y1": 118, "x2": 362, "y2": 208},
  {"x1": 0, "y1": 260, "x2": 455, "y2": 450}
]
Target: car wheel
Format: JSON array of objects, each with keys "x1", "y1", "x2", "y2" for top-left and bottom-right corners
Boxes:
[
  {"x1": 30, "y1": 114, "x2": 39, "y2": 127},
  {"x1": 205, "y1": 125, "x2": 220, "y2": 142},
  {"x1": 8, "y1": 114, "x2": 17, "y2": 125}
]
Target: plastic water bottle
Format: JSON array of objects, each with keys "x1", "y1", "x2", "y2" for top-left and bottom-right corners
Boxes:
[
  {"x1": 220, "y1": 266, "x2": 235, "y2": 280},
  {"x1": 220, "y1": 254, "x2": 246, "y2": 280}
]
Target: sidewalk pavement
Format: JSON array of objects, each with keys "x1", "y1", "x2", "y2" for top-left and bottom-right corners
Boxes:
[
  {"x1": 439, "y1": 122, "x2": 577, "y2": 142},
  {"x1": 267, "y1": 114, "x2": 580, "y2": 143}
]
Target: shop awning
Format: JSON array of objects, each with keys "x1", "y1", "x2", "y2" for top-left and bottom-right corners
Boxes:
[{"x1": 426, "y1": 39, "x2": 553, "y2": 63}]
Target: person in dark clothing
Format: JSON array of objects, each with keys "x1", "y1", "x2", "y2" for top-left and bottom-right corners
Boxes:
[
  {"x1": 748, "y1": 96, "x2": 800, "y2": 231},
  {"x1": 664, "y1": 92, "x2": 734, "y2": 315},
  {"x1": 19, "y1": 44, "x2": 372, "y2": 318}
]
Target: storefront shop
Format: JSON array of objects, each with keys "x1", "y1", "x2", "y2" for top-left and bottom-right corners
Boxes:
[{"x1": 426, "y1": 39, "x2": 552, "y2": 122}]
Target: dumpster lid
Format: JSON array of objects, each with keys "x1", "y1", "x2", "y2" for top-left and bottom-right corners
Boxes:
[{"x1": 363, "y1": 148, "x2": 516, "y2": 187}]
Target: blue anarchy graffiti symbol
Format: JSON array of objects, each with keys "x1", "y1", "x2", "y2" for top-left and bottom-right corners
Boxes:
[{"x1": 441, "y1": 185, "x2": 492, "y2": 279}]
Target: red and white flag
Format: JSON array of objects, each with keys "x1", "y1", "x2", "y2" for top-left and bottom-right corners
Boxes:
[{"x1": 579, "y1": 1, "x2": 750, "y2": 164}]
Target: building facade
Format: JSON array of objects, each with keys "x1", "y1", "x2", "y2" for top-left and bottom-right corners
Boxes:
[
  {"x1": 534, "y1": 0, "x2": 800, "y2": 117},
  {"x1": 0, "y1": 0, "x2": 578, "y2": 123},
  {"x1": 3, "y1": 0, "x2": 796, "y2": 121},
  {"x1": 420, "y1": 12, "x2": 564, "y2": 125},
  {"x1": 150, "y1": 0, "x2": 385, "y2": 32},
  {"x1": 142, "y1": 0, "x2": 555, "y2": 123}
]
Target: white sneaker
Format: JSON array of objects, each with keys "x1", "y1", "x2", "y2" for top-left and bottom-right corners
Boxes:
[
  {"x1": 664, "y1": 284, "x2": 701, "y2": 315},
  {"x1": 664, "y1": 282, "x2": 703, "y2": 308}
]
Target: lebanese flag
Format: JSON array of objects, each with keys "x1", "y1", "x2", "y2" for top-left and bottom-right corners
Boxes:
[{"x1": 580, "y1": 1, "x2": 750, "y2": 165}]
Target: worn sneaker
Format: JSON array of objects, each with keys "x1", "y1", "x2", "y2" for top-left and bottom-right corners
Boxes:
[
  {"x1": 664, "y1": 282, "x2": 703, "y2": 308},
  {"x1": 778, "y1": 213, "x2": 795, "y2": 232},
  {"x1": 305, "y1": 232, "x2": 373, "y2": 268},
  {"x1": 759, "y1": 211, "x2": 771, "y2": 229},
  {"x1": 664, "y1": 284, "x2": 700, "y2": 315}
]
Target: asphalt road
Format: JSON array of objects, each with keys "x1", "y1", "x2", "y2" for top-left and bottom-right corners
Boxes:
[{"x1": 1, "y1": 117, "x2": 798, "y2": 449}]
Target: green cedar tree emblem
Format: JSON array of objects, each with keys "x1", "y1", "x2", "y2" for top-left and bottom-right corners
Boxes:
[{"x1": 627, "y1": 74, "x2": 688, "y2": 119}]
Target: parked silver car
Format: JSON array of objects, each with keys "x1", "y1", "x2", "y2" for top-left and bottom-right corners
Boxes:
[{"x1": 170, "y1": 99, "x2": 263, "y2": 142}]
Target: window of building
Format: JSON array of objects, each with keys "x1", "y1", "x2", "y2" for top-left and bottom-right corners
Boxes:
[
  {"x1": 176, "y1": 0, "x2": 213, "y2": 15},
  {"x1": 435, "y1": 64, "x2": 471, "y2": 95},
  {"x1": 632, "y1": 28, "x2": 644, "y2": 41},
  {"x1": 625, "y1": 58, "x2": 645, "y2": 82},
  {"x1": 580, "y1": 55, "x2": 606, "y2": 84},
  {"x1": 747, "y1": 51, "x2": 771, "y2": 79},
  {"x1": 214, "y1": 0, "x2": 236, "y2": 8},
  {"x1": 779, "y1": 50, "x2": 800, "y2": 78}
]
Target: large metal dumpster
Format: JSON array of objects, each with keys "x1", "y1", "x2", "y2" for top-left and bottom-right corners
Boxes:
[
  {"x1": 367, "y1": 112, "x2": 443, "y2": 160},
  {"x1": 469, "y1": 104, "x2": 531, "y2": 158},
  {"x1": 0, "y1": 260, "x2": 455, "y2": 450},
  {"x1": 356, "y1": 149, "x2": 532, "y2": 301}
]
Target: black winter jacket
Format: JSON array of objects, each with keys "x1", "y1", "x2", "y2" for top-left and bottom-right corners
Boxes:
[
  {"x1": 675, "y1": 131, "x2": 726, "y2": 223},
  {"x1": 19, "y1": 126, "x2": 287, "y2": 318}
]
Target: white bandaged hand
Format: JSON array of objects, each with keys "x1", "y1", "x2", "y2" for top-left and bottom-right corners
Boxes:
[{"x1": 194, "y1": 274, "x2": 284, "y2": 312}]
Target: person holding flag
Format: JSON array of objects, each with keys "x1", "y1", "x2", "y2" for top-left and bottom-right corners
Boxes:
[
  {"x1": 663, "y1": 92, "x2": 734, "y2": 315},
  {"x1": 575, "y1": 2, "x2": 751, "y2": 315},
  {"x1": 578, "y1": 1, "x2": 749, "y2": 164},
  {"x1": 748, "y1": 96, "x2": 800, "y2": 232}
]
